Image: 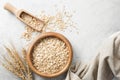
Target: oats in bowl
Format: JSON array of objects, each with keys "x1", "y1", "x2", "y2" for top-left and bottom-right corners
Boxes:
[
  {"x1": 27, "y1": 32, "x2": 72, "y2": 78},
  {"x1": 32, "y1": 37, "x2": 69, "y2": 74}
]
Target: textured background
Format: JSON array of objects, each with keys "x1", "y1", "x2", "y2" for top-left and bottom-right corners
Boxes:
[{"x1": 0, "y1": 0, "x2": 120, "y2": 80}]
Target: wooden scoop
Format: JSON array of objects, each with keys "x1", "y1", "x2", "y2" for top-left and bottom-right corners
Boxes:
[{"x1": 4, "y1": 3, "x2": 44, "y2": 32}]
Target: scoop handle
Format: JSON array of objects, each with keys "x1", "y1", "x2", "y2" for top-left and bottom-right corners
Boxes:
[{"x1": 4, "y1": 3, "x2": 17, "y2": 15}]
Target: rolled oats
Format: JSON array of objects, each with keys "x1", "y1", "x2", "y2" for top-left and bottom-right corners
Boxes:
[{"x1": 32, "y1": 37, "x2": 69, "y2": 74}]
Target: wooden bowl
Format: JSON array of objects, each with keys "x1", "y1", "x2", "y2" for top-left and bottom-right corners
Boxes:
[{"x1": 26, "y1": 32, "x2": 73, "y2": 78}]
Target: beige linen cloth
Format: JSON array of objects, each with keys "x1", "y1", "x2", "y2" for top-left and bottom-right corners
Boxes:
[{"x1": 65, "y1": 32, "x2": 120, "y2": 80}]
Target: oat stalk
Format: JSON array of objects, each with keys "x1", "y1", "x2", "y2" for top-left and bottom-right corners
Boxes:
[{"x1": 1, "y1": 45, "x2": 33, "y2": 80}]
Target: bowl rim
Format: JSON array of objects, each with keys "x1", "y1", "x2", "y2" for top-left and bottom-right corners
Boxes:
[{"x1": 26, "y1": 32, "x2": 73, "y2": 78}]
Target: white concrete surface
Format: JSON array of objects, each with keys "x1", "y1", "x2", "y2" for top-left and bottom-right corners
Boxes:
[{"x1": 0, "y1": 0, "x2": 120, "y2": 80}]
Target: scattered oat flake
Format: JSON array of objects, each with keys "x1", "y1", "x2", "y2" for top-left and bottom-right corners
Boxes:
[{"x1": 21, "y1": 7, "x2": 78, "y2": 41}]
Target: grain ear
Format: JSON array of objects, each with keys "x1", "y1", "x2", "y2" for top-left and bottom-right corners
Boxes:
[{"x1": 1, "y1": 45, "x2": 33, "y2": 80}]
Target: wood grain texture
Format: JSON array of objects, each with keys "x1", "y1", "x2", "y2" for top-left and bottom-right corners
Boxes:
[
  {"x1": 26, "y1": 32, "x2": 73, "y2": 78},
  {"x1": 4, "y1": 3, "x2": 44, "y2": 32}
]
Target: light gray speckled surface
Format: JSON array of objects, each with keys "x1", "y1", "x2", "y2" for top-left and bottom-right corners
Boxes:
[{"x1": 0, "y1": 0, "x2": 120, "y2": 80}]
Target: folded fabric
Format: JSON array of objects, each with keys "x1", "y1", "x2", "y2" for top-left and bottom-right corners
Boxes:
[{"x1": 65, "y1": 32, "x2": 120, "y2": 80}]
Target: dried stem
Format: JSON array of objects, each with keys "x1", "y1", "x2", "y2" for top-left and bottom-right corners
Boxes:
[{"x1": 1, "y1": 45, "x2": 33, "y2": 80}]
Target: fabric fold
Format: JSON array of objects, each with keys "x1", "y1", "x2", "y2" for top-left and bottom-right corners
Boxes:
[{"x1": 65, "y1": 32, "x2": 120, "y2": 80}]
